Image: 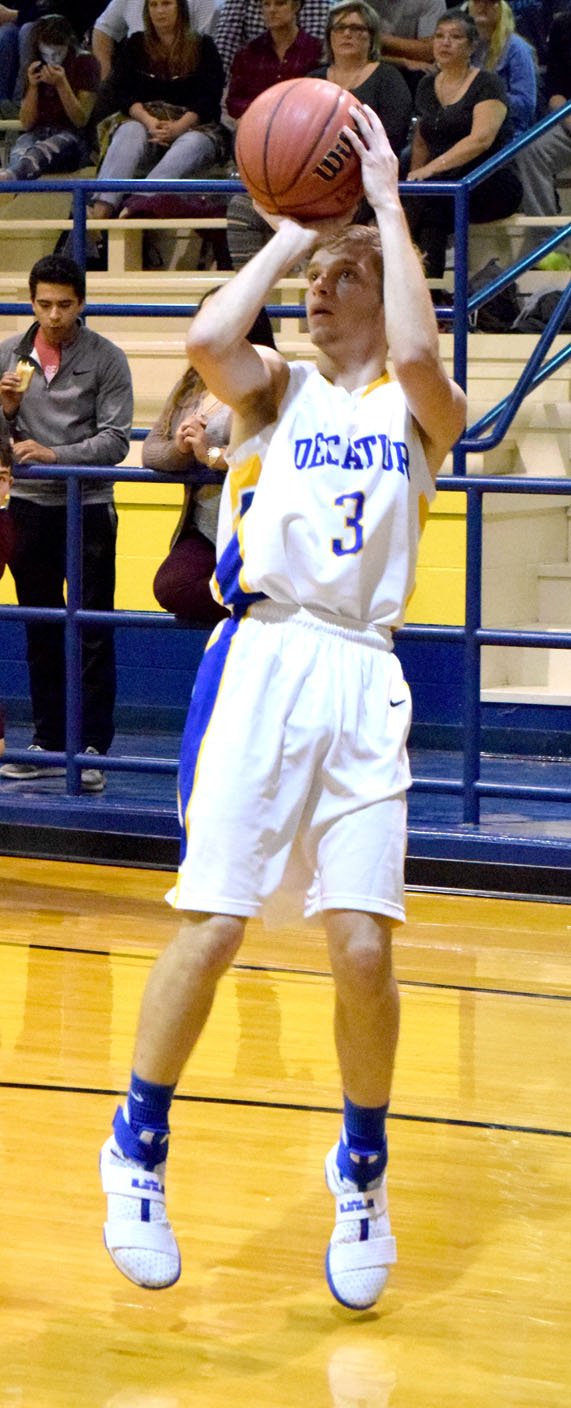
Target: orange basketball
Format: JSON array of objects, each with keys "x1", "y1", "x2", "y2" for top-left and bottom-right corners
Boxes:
[{"x1": 235, "y1": 77, "x2": 364, "y2": 221}]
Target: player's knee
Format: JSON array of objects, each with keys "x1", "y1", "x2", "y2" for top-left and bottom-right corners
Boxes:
[
  {"x1": 330, "y1": 918, "x2": 394, "y2": 1003},
  {"x1": 177, "y1": 913, "x2": 245, "y2": 979}
]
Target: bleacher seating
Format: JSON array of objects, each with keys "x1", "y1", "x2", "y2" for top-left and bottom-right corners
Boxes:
[{"x1": 0, "y1": 151, "x2": 568, "y2": 711}]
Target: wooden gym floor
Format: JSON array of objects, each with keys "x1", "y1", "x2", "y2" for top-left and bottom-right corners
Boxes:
[{"x1": 1, "y1": 855, "x2": 570, "y2": 1408}]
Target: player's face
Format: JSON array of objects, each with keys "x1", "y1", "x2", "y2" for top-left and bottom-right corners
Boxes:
[
  {"x1": 31, "y1": 282, "x2": 84, "y2": 346},
  {"x1": 306, "y1": 249, "x2": 382, "y2": 348}
]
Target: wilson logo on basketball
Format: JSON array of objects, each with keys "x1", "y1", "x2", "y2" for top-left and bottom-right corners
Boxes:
[{"x1": 312, "y1": 132, "x2": 354, "y2": 184}]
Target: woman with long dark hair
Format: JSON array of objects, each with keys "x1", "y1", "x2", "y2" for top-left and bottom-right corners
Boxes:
[
  {"x1": 89, "y1": 0, "x2": 225, "y2": 219},
  {"x1": 143, "y1": 301, "x2": 275, "y2": 624}
]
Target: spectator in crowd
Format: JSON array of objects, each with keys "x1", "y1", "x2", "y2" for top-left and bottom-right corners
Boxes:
[
  {"x1": 0, "y1": 428, "x2": 15, "y2": 758},
  {"x1": 214, "y1": 0, "x2": 330, "y2": 75},
  {"x1": 144, "y1": 301, "x2": 275, "y2": 623},
  {"x1": 225, "y1": 0, "x2": 322, "y2": 122},
  {"x1": 91, "y1": 0, "x2": 223, "y2": 125},
  {"x1": 404, "y1": 8, "x2": 522, "y2": 277},
  {"x1": 312, "y1": 1, "x2": 413, "y2": 158},
  {"x1": 0, "y1": 15, "x2": 99, "y2": 181},
  {"x1": 0, "y1": 254, "x2": 133, "y2": 791},
  {"x1": 367, "y1": 0, "x2": 447, "y2": 93},
  {"x1": 144, "y1": 366, "x2": 231, "y2": 626},
  {"x1": 227, "y1": 0, "x2": 412, "y2": 268},
  {"x1": 516, "y1": 8, "x2": 571, "y2": 266},
  {"x1": 0, "y1": 4, "x2": 24, "y2": 102},
  {"x1": 93, "y1": 0, "x2": 222, "y2": 79},
  {"x1": 471, "y1": 0, "x2": 537, "y2": 135},
  {"x1": 88, "y1": 0, "x2": 225, "y2": 222},
  {"x1": 0, "y1": 2, "x2": 103, "y2": 107}
]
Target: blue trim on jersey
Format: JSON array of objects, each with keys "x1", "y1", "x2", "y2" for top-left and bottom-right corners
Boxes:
[
  {"x1": 178, "y1": 617, "x2": 239, "y2": 864},
  {"x1": 213, "y1": 529, "x2": 266, "y2": 617}
]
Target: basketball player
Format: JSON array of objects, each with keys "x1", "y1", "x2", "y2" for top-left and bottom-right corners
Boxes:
[{"x1": 100, "y1": 105, "x2": 466, "y2": 1309}]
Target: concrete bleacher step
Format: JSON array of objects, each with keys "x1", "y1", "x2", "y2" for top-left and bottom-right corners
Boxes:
[
  {"x1": 481, "y1": 683, "x2": 571, "y2": 706},
  {"x1": 482, "y1": 625, "x2": 571, "y2": 707},
  {"x1": 537, "y1": 562, "x2": 571, "y2": 623}
]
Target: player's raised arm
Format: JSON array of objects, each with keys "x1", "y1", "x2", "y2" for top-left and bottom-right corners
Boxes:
[
  {"x1": 345, "y1": 105, "x2": 467, "y2": 477},
  {"x1": 186, "y1": 220, "x2": 316, "y2": 426}
]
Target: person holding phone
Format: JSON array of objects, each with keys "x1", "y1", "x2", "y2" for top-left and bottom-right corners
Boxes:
[{"x1": 0, "y1": 13, "x2": 99, "y2": 180}]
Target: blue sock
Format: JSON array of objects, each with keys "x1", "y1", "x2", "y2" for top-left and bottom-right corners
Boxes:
[
  {"x1": 336, "y1": 1096, "x2": 389, "y2": 1190},
  {"x1": 112, "y1": 1071, "x2": 176, "y2": 1171}
]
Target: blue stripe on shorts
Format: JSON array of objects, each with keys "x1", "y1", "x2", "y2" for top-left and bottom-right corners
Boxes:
[{"x1": 178, "y1": 616, "x2": 239, "y2": 865}]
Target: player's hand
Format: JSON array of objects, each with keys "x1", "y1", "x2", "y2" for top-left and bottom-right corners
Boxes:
[
  {"x1": 13, "y1": 439, "x2": 56, "y2": 464},
  {"x1": 253, "y1": 202, "x2": 354, "y2": 255},
  {"x1": 343, "y1": 104, "x2": 399, "y2": 212},
  {"x1": 0, "y1": 370, "x2": 24, "y2": 416}
]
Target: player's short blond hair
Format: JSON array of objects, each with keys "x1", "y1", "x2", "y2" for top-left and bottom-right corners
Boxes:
[{"x1": 312, "y1": 224, "x2": 384, "y2": 291}]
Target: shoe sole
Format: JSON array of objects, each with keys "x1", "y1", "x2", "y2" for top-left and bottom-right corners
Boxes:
[
  {"x1": 325, "y1": 1245, "x2": 377, "y2": 1311},
  {"x1": 0, "y1": 767, "x2": 66, "y2": 779}
]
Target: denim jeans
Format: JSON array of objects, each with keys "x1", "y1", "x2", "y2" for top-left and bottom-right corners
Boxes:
[
  {"x1": 95, "y1": 119, "x2": 217, "y2": 211},
  {"x1": 7, "y1": 125, "x2": 90, "y2": 179}
]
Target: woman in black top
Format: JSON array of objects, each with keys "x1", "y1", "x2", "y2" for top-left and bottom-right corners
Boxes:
[
  {"x1": 404, "y1": 8, "x2": 522, "y2": 276},
  {"x1": 312, "y1": 0, "x2": 412, "y2": 161},
  {"x1": 89, "y1": 0, "x2": 225, "y2": 218}
]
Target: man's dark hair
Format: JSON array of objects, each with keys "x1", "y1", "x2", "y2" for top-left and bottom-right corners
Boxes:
[
  {"x1": 29, "y1": 254, "x2": 86, "y2": 302},
  {"x1": 0, "y1": 427, "x2": 13, "y2": 470}
]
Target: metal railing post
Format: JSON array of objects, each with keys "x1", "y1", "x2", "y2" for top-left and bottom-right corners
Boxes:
[
  {"x1": 463, "y1": 488, "x2": 483, "y2": 823},
  {"x1": 65, "y1": 473, "x2": 83, "y2": 795},
  {"x1": 71, "y1": 186, "x2": 87, "y2": 276},
  {"x1": 452, "y1": 182, "x2": 470, "y2": 476}
]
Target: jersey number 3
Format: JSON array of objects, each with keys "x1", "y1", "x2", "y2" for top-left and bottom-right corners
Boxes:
[{"x1": 332, "y1": 491, "x2": 365, "y2": 557}]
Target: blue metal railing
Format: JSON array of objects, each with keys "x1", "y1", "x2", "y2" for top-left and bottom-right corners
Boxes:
[
  {"x1": 1, "y1": 469, "x2": 569, "y2": 823},
  {"x1": 0, "y1": 108, "x2": 570, "y2": 830}
]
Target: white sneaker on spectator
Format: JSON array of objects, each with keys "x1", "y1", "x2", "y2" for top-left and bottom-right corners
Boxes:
[
  {"x1": 82, "y1": 746, "x2": 105, "y2": 792},
  {"x1": 0, "y1": 743, "x2": 66, "y2": 780}
]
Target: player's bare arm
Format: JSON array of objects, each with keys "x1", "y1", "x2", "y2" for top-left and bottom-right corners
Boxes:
[
  {"x1": 345, "y1": 105, "x2": 467, "y2": 477},
  {"x1": 186, "y1": 219, "x2": 318, "y2": 434}
]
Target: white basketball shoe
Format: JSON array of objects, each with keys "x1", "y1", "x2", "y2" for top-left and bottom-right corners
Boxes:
[
  {"x1": 100, "y1": 1136, "x2": 181, "y2": 1289},
  {"x1": 325, "y1": 1144, "x2": 397, "y2": 1309}
]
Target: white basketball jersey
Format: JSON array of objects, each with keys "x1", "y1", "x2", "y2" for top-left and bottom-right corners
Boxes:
[{"x1": 214, "y1": 360, "x2": 435, "y2": 629}]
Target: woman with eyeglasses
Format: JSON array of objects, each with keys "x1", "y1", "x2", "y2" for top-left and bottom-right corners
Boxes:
[{"x1": 312, "y1": 0, "x2": 412, "y2": 161}]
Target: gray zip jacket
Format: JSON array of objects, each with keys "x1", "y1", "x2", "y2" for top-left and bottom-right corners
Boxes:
[{"x1": 0, "y1": 321, "x2": 133, "y2": 504}]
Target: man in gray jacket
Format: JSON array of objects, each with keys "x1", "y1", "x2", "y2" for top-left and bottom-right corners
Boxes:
[{"x1": 0, "y1": 253, "x2": 133, "y2": 790}]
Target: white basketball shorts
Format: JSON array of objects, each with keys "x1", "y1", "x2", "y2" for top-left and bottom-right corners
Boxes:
[{"x1": 166, "y1": 602, "x2": 412, "y2": 922}]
